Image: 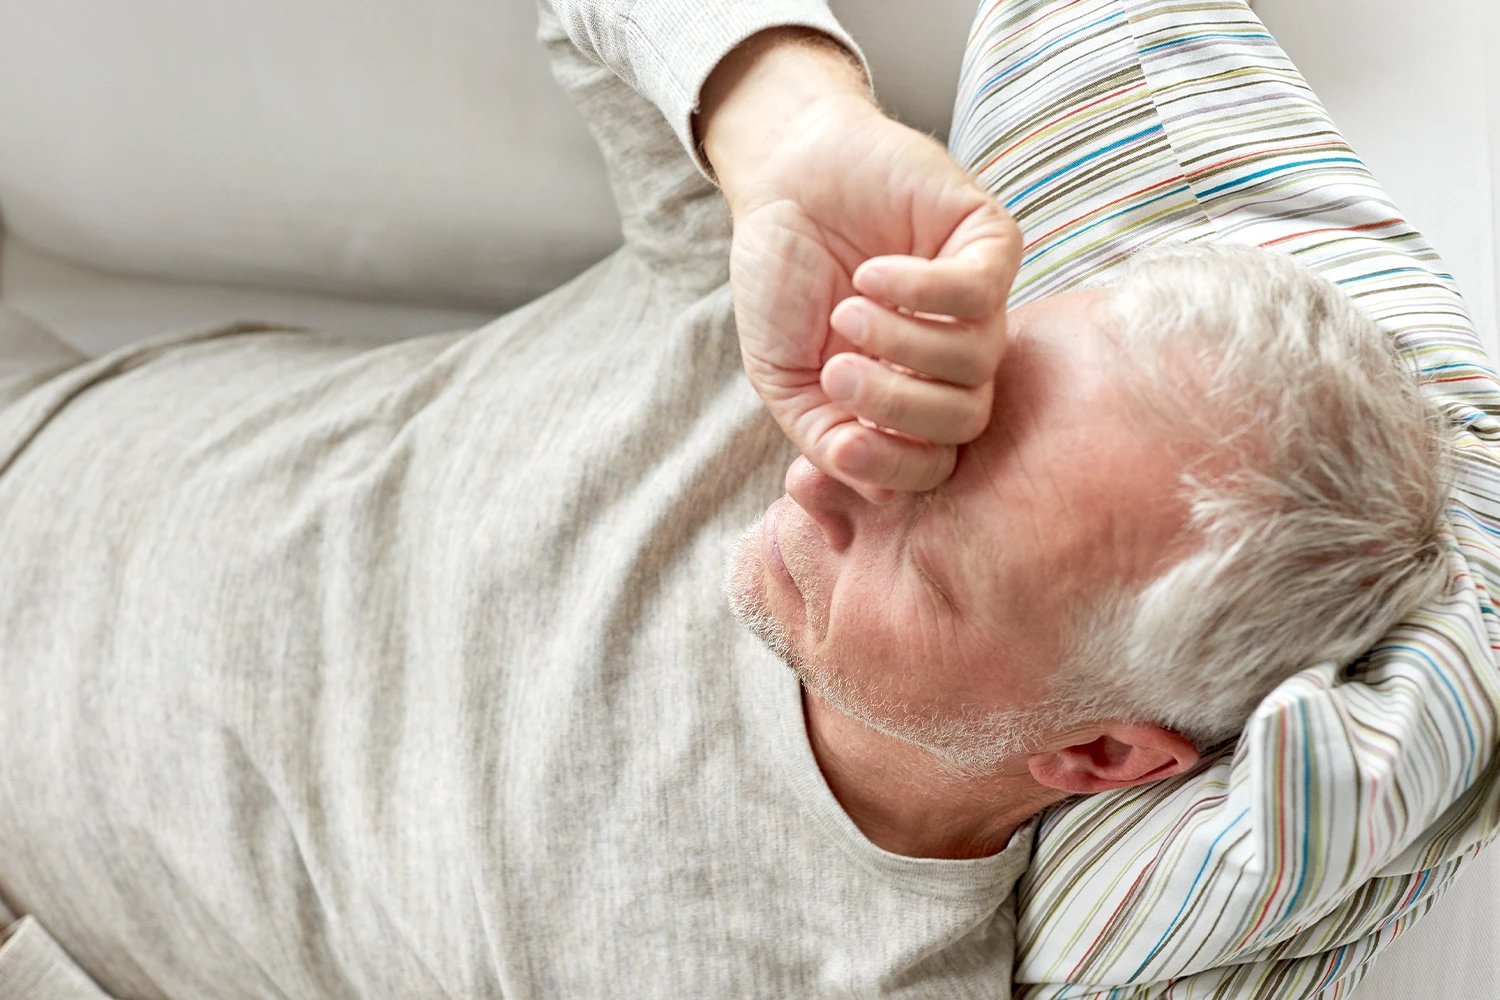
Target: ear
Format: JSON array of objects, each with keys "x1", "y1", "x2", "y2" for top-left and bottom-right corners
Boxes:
[{"x1": 1027, "y1": 722, "x2": 1199, "y2": 796}]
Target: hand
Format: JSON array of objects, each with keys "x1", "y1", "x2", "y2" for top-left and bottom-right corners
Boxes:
[{"x1": 699, "y1": 30, "x2": 1022, "y2": 500}]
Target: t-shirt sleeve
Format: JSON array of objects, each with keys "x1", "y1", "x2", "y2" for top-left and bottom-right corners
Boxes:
[
  {"x1": 0, "y1": 919, "x2": 119, "y2": 1000},
  {"x1": 539, "y1": 0, "x2": 870, "y2": 177}
]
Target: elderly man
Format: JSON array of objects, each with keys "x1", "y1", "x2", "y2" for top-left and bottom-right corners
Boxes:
[{"x1": 0, "y1": 0, "x2": 1464, "y2": 998}]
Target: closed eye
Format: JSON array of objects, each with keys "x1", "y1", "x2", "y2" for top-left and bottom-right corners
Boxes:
[
  {"x1": 910, "y1": 550, "x2": 959, "y2": 613},
  {"x1": 904, "y1": 489, "x2": 964, "y2": 616},
  {"x1": 907, "y1": 522, "x2": 960, "y2": 615}
]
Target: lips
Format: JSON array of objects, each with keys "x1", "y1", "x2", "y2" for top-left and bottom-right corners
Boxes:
[{"x1": 763, "y1": 496, "x2": 803, "y2": 597}]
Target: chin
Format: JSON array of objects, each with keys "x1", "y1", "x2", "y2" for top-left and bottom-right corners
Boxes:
[
  {"x1": 722, "y1": 523, "x2": 870, "y2": 722},
  {"x1": 723, "y1": 520, "x2": 804, "y2": 673},
  {"x1": 722, "y1": 524, "x2": 762, "y2": 609}
]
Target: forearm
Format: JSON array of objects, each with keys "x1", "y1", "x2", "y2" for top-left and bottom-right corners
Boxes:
[
  {"x1": 696, "y1": 27, "x2": 875, "y2": 213},
  {"x1": 541, "y1": 0, "x2": 869, "y2": 177}
]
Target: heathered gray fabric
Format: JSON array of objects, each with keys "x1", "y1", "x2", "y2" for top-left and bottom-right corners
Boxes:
[
  {"x1": 540, "y1": 0, "x2": 868, "y2": 178},
  {"x1": 0, "y1": 7, "x2": 1030, "y2": 998}
]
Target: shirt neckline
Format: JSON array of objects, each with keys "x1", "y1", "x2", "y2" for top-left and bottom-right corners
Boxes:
[{"x1": 757, "y1": 652, "x2": 1035, "y2": 901}]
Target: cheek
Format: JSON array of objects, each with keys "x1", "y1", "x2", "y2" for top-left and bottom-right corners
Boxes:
[{"x1": 819, "y1": 570, "x2": 970, "y2": 698}]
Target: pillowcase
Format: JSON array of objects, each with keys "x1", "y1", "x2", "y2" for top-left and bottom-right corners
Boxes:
[{"x1": 946, "y1": 1, "x2": 1500, "y2": 996}]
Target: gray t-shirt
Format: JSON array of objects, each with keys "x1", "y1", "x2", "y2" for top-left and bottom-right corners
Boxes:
[{"x1": 0, "y1": 15, "x2": 1030, "y2": 999}]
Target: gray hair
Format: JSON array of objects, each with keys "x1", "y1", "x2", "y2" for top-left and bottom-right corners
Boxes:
[{"x1": 1052, "y1": 243, "x2": 1454, "y2": 749}]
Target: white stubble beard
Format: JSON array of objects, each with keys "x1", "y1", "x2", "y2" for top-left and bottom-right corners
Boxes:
[
  {"x1": 722, "y1": 520, "x2": 805, "y2": 675},
  {"x1": 721, "y1": 519, "x2": 1047, "y2": 776}
]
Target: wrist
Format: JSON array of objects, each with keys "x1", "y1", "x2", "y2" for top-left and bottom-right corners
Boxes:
[{"x1": 696, "y1": 27, "x2": 875, "y2": 213}]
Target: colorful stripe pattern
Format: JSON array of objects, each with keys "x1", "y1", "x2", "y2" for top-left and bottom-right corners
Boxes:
[{"x1": 948, "y1": 1, "x2": 1500, "y2": 997}]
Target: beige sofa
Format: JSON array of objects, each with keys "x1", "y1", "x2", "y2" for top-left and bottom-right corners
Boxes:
[{"x1": 0, "y1": 1, "x2": 1494, "y2": 996}]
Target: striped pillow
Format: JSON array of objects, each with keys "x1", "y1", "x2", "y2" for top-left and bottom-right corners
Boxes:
[{"x1": 949, "y1": 1, "x2": 1500, "y2": 996}]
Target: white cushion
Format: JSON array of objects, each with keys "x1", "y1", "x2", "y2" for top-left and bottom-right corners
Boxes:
[
  {"x1": 0, "y1": 0, "x2": 976, "y2": 313},
  {"x1": 0, "y1": 0, "x2": 622, "y2": 311}
]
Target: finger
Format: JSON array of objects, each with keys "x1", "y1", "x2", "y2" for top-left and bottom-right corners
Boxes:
[
  {"x1": 821, "y1": 421, "x2": 956, "y2": 495},
  {"x1": 821, "y1": 352, "x2": 993, "y2": 446},
  {"x1": 853, "y1": 253, "x2": 1014, "y2": 319},
  {"x1": 830, "y1": 296, "x2": 1004, "y2": 388},
  {"x1": 853, "y1": 205, "x2": 1022, "y2": 318}
]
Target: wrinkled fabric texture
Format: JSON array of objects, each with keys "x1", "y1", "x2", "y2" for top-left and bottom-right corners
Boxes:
[
  {"x1": 948, "y1": 1, "x2": 1500, "y2": 997},
  {"x1": 0, "y1": 6, "x2": 1032, "y2": 999},
  {"x1": 1, "y1": 0, "x2": 1494, "y2": 998},
  {"x1": 542, "y1": 0, "x2": 867, "y2": 177}
]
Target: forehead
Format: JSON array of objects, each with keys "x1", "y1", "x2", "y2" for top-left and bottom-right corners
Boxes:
[{"x1": 938, "y1": 292, "x2": 1188, "y2": 611}]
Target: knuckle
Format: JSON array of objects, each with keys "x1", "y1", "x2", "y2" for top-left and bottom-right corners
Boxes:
[
  {"x1": 946, "y1": 341, "x2": 988, "y2": 386},
  {"x1": 973, "y1": 337, "x2": 1005, "y2": 380},
  {"x1": 943, "y1": 329, "x2": 993, "y2": 387},
  {"x1": 940, "y1": 284, "x2": 975, "y2": 317},
  {"x1": 973, "y1": 274, "x2": 1006, "y2": 315},
  {"x1": 935, "y1": 358, "x2": 978, "y2": 390},
  {"x1": 959, "y1": 289, "x2": 993, "y2": 320}
]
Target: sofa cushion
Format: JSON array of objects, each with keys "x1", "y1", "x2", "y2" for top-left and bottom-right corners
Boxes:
[{"x1": 0, "y1": 0, "x2": 975, "y2": 312}]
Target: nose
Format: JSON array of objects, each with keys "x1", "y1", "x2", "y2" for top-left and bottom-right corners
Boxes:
[{"x1": 784, "y1": 456, "x2": 863, "y2": 552}]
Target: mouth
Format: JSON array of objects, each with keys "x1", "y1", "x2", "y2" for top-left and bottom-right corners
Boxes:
[{"x1": 762, "y1": 496, "x2": 803, "y2": 597}]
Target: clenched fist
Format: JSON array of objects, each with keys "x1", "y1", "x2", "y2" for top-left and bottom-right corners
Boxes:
[{"x1": 698, "y1": 28, "x2": 1022, "y2": 500}]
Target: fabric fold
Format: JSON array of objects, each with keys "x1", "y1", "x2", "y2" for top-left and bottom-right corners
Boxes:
[
  {"x1": 539, "y1": 0, "x2": 870, "y2": 178},
  {"x1": 946, "y1": 1, "x2": 1500, "y2": 996},
  {"x1": 0, "y1": 919, "x2": 117, "y2": 1000}
]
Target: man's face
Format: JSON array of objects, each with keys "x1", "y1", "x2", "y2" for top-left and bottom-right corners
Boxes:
[{"x1": 726, "y1": 290, "x2": 1191, "y2": 762}]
